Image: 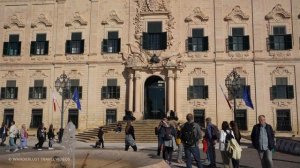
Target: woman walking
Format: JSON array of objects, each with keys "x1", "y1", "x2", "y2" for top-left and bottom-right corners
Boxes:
[
  {"x1": 47, "y1": 124, "x2": 55, "y2": 150},
  {"x1": 19, "y1": 124, "x2": 28, "y2": 149},
  {"x1": 175, "y1": 122, "x2": 183, "y2": 163},
  {"x1": 219, "y1": 121, "x2": 235, "y2": 168},
  {"x1": 230, "y1": 121, "x2": 241, "y2": 168},
  {"x1": 125, "y1": 121, "x2": 137, "y2": 151},
  {"x1": 162, "y1": 121, "x2": 176, "y2": 165}
]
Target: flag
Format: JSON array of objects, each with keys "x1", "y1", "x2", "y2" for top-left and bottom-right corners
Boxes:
[
  {"x1": 52, "y1": 91, "x2": 57, "y2": 112},
  {"x1": 243, "y1": 86, "x2": 254, "y2": 109},
  {"x1": 219, "y1": 85, "x2": 232, "y2": 110},
  {"x1": 72, "y1": 88, "x2": 81, "y2": 110}
]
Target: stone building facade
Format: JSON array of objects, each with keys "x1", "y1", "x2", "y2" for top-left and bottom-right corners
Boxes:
[{"x1": 0, "y1": 0, "x2": 299, "y2": 135}]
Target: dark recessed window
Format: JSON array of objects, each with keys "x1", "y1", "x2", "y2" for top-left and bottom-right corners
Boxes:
[
  {"x1": 30, "y1": 109, "x2": 43, "y2": 128},
  {"x1": 29, "y1": 80, "x2": 47, "y2": 99},
  {"x1": 4, "y1": 109, "x2": 14, "y2": 127},
  {"x1": 188, "y1": 78, "x2": 208, "y2": 99},
  {"x1": 269, "y1": 26, "x2": 292, "y2": 50},
  {"x1": 1, "y1": 80, "x2": 18, "y2": 99},
  {"x1": 68, "y1": 109, "x2": 79, "y2": 128},
  {"x1": 102, "y1": 31, "x2": 121, "y2": 53},
  {"x1": 228, "y1": 27, "x2": 249, "y2": 51},
  {"x1": 3, "y1": 34, "x2": 21, "y2": 56},
  {"x1": 194, "y1": 109, "x2": 205, "y2": 128},
  {"x1": 106, "y1": 109, "x2": 117, "y2": 125},
  {"x1": 276, "y1": 109, "x2": 291, "y2": 131},
  {"x1": 66, "y1": 32, "x2": 84, "y2": 54},
  {"x1": 143, "y1": 21, "x2": 167, "y2": 50},
  {"x1": 66, "y1": 79, "x2": 82, "y2": 99},
  {"x1": 102, "y1": 79, "x2": 120, "y2": 99},
  {"x1": 187, "y1": 28, "x2": 208, "y2": 52},
  {"x1": 31, "y1": 34, "x2": 48, "y2": 55},
  {"x1": 270, "y1": 77, "x2": 294, "y2": 99},
  {"x1": 235, "y1": 109, "x2": 247, "y2": 130}
]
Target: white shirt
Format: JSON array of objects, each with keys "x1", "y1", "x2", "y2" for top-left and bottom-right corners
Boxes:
[
  {"x1": 9, "y1": 125, "x2": 17, "y2": 138},
  {"x1": 219, "y1": 129, "x2": 235, "y2": 151}
]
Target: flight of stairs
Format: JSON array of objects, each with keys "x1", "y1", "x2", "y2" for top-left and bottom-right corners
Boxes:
[{"x1": 76, "y1": 120, "x2": 161, "y2": 143}]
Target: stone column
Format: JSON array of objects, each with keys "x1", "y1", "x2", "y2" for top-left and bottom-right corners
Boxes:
[
  {"x1": 134, "y1": 71, "x2": 142, "y2": 119},
  {"x1": 128, "y1": 72, "x2": 134, "y2": 112},
  {"x1": 168, "y1": 70, "x2": 175, "y2": 112},
  {"x1": 174, "y1": 70, "x2": 180, "y2": 115}
]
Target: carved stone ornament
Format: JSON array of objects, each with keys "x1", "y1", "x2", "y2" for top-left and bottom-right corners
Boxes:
[
  {"x1": 188, "y1": 53, "x2": 209, "y2": 59},
  {"x1": 269, "y1": 51, "x2": 291, "y2": 58},
  {"x1": 65, "y1": 12, "x2": 88, "y2": 27},
  {"x1": 271, "y1": 66, "x2": 292, "y2": 76},
  {"x1": 66, "y1": 55, "x2": 85, "y2": 61},
  {"x1": 31, "y1": 14, "x2": 52, "y2": 28},
  {"x1": 224, "y1": 6, "x2": 249, "y2": 22},
  {"x1": 104, "y1": 69, "x2": 120, "y2": 77},
  {"x1": 272, "y1": 100, "x2": 293, "y2": 107},
  {"x1": 30, "y1": 56, "x2": 50, "y2": 61},
  {"x1": 2, "y1": 71, "x2": 20, "y2": 79},
  {"x1": 228, "y1": 52, "x2": 250, "y2": 59},
  {"x1": 185, "y1": 7, "x2": 209, "y2": 23},
  {"x1": 102, "y1": 99, "x2": 120, "y2": 107},
  {"x1": 234, "y1": 67, "x2": 248, "y2": 76},
  {"x1": 3, "y1": 57, "x2": 22, "y2": 62},
  {"x1": 142, "y1": 0, "x2": 167, "y2": 13},
  {"x1": 188, "y1": 68, "x2": 207, "y2": 77},
  {"x1": 4, "y1": 14, "x2": 25, "y2": 29},
  {"x1": 67, "y1": 70, "x2": 83, "y2": 79},
  {"x1": 29, "y1": 100, "x2": 47, "y2": 107},
  {"x1": 102, "y1": 10, "x2": 124, "y2": 25},
  {"x1": 265, "y1": 4, "x2": 291, "y2": 21},
  {"x1": 30, "y1": 70, "x2": 48, "y2": 79},
  {"x1": 1, "y1": 101, "x2": 18, "y2": 106},
  {"x1": 189, "y1": 100, "x2": 208, "y2": 107}
]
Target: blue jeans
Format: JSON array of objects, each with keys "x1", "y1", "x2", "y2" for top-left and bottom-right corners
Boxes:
[
  {"x1": 184, "y1": 145, "x2": 203, "y2": 168},
  {"x1": 9, "y1": 137, "x2": 17, "y2": 150},
  {"x1": 207, "y1": 142, "x2": 216, "y2": 167}
]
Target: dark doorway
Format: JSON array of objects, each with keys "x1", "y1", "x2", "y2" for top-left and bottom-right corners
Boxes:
[
  {"x1": 106, "y1": 109, "x2": 117, "y2": 125},
  {"x1": 4, "y1": 109, "x2": 14, "y2": 127},
  {"x1": 68, "y1": 109, "x2": 78, "y2": 128},
  {"x1": 144, "y1": 76, "x2": 165, "y2": 119}
]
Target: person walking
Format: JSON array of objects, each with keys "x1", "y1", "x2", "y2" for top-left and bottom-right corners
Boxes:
[
  {"x1": 161, "y1": 120, "x2": 176, "y2": 165},
  {"x1": 219, "y1": 121, "x2": 235, "y2": 168},
  {"x1": 8, "y1": 121, "x2": 18, "y2": 152},
  {"x1": 204, "y1": 117, "x2": 219, "y2": 168},
  {"x1": 181, "y1": 113, "x2": 203, "y2": 168},
  {"x1": 156, "y1": 118, "x2": 166, "y2": 156},
  {"x1": 175, "y1": 122, "x2": 184, "y2": 164},
  {"x1": 47, "y1": 124, "x2": 55, "y2": 150},
  {"x1": 125, "y1": 121, "x2": 137, "y2": 151},
  {"x1": 35, "y1": 123, "x2": 45, "y2": 150},
  {"x1": 94, "y1": 127, "x2": 104, "y2": 148},
  {"x1": 0, "y1": 123, "x2": 8, "y2": 146},
  {"x1": 230, "y1": 121, "x2": 241, "y2": 168},
  {"x1": 19, "y1": 124, "x2": 28, "y2": 149},
  {"x1": 251, "y1": 115, "x2": 275, "y2": 168}
]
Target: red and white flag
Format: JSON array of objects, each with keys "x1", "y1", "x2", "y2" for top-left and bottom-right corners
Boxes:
[
  {"x1": 52, "y1": 91, "x2": 57, "y2": 112},
  {"x1": 219, "y1": 85, "x2": 233, "y2": 110}
]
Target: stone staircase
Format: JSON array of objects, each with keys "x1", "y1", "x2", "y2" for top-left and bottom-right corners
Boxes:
[{"x1": 76, "y1": 120, "x2": 161, "y2": 143}]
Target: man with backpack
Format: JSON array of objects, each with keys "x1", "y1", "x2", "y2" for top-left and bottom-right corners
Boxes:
[
  {"x1": 181, "y1": 113, "x2": 203, "y2": 168},
  {"x1": 204, "y1": 117, "x2": 219, "y2": 168}
]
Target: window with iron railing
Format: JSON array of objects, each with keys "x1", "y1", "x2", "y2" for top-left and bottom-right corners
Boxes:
[
  {"x1": 31, "y1": 34, "x2": 49, "y2": 55},
  {"x1": 29, "y1": 87, "x2": 47, "y2": 99},
  {"x1": 102, "y1": 31, "x2": 121, "y2": 53},
  {"x1": 187, "y1": 28, "x2": 208, "y2": 52},
  {"x1": 101, "y1": 79, "x2": 120, "y2": 99},
  {"x1": 187, "y1": 78, "x2": 208, "y2": 99},
  {"x1": 227, "y1": 28, "x2": 249, "y2": 51},
  {"x1": 1, "y1": 87, "x2": 18, "y2": 99},
  {"x1": 270, "y1": 77, "x2": 294, "y2": 99},
  {"x1": 276, "y1": 109, "x2": 292, "y2": 131},
  {"x1": 66, "y1": 32, "x2": 84, "y2": 54},
  {"x1": 268, "y1": 26, "x2": 292, "y2": 50},
  {"x1": 143, "y1": 21, "x2": 167, "y2": 50},
  {"x1": 3, "y1": 34, "x2": 21, "y2": 56}
]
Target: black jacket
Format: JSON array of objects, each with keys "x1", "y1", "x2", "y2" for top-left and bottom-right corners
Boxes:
[
  {"x1": 47, "y1": 129, "x2": 55, "y2": 139},
  {"x1": 98, "y1": 129, "x2": 104, "y2": 139},
  {"x1": 251, "y1": 123, "x2": 275, "y2": 150},
  {"x1": 125, "y1": 125, "x2": 135, "y2": 140}
]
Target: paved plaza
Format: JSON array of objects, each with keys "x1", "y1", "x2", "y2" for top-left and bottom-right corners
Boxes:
[{"x1": 0, "y1": 137, "x2": 299, "y2": 168}]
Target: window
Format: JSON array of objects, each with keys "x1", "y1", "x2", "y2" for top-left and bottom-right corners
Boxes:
[
  {"x1": 276, "y1": 109, "x2": 291, "y2": 131},
  {"x1": 187, "y1": 28, "x2": 208, "y2": 52},
  {"x1": 102, "y1": 79, "x2": 120, "y2": 99},
  {"x1": 66, "y1": 79, "x2": 82, "y2": 99},
  {"x1": 193, "y1": 109, "x2": 205, "y2": 128},
  {"x1": 106, "y1": 109, "x2": 116, "y2": 125},
  {"x1": 102, "y1": 31, "x2": 121, "y2": 53},
  {"x1": 235, "y1": 78, "x2": 247, "y2": 99},
  {"x1": 269, "y1": 26, "x2": 292, "y2": 50},
  {"x1": 188, "y1": 78, "x2": 208, "y2": 99},
  {"x1": 66, "y1": 32, "x2": 84, "y2": 54},
  {"x1": 270, "y1": 77, "x2": 294, "y2": 99},
  {"x1": 30, "y1": 34, "x2": 48, "y2": 55},
  {"x1": 228, "y1": 28, "x2": 249, "y2": 51},
  {"x1": 30, "y1": 109, "x2": 43, "y2": 128},
  {"x1": 1, "y1": 80, "x2": 18, "y2": 99},
  {"x1": 68, "y1": 109, "x2": 79, "y2": 128},
  {"x1": 3, "y1": 34, "x2": 21, "y2": 56},
  {"x1": 235, "y1": 109, "x2": 247, "y2": 130},
  {"x1": 3, "y1": 109, "x2": 14, "y2": 127},
  {"x1": 29, "y1": 80, "x2": 47, "y2": 99},
  {"x1": 143, "y1": 22, "x2": 167, "y2": 50}
]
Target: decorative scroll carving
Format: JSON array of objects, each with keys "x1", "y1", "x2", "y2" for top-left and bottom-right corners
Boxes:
[
  {"x1": 31, "y1": 14, "x2": 52, "y2": 28},
  {"x1": 1, "y1": 101, "x2": 18, "y2": 106},
  {"x1": 102, "y1": 10, "x2": 124, "y2": 25},
  {"x1": 104, "y1": 69, "x2": 120, "y2": 77},
  {"x1": 102, "y1": 99, "x2": 120, "y2": 107},
  {"x1": 271, "y1": 66, "x2": 292, "y2": 76},
  {"x1": 188, "y1": 53, "x2": 209, "y2": 59},
  {"x1": 65, "y1": 12, "x2": 87, "y2": 27},
  {"x1": 269, "y1": 51, "x2": 291, "y2": 58},
  {"x1": 29, "y1": 100, "x2": 47, "y2": 107},
  {"x1": 66, "y1": 55, "x2": 85, "y2": 61},
  {"x1": 272, "y1": 100, "x2": 293, "y2": 107},
  {"x1": 67, "y1": 70, "x2": 83, "y2": 79},
  {"x1": 2, "y1": 71, "x2": 20, "y2": 79},
  {"x1": 185, "y1": 7, "x2": 209, "y2": 23},
  {"x1": 189, "y1": 100, "x2": 208, "y2": 107},
  {"x1": 228, "y1": 52, "x2": 250, "y2": 59},
  {"x1": 142, "y1": 0, "x2": 167, "y2": 13},
  {"x1": 265, "y1": 4, "x2": 291, "y2": 21},
  {"x1": 30, "y1": 70, "x2": 48, "y2": 79},
  {"x1": 4, "y1": 14, "x2": 25, "y2": 29},
  {"x1": 30, "y1": 56, "x2": 50, "y2": 61},
  {"x1": 224, "y1": 6, "x2": 249, "y2": 22},
  {"x1": 3, "y1": 57, "x2": 22, "y2": 62},
  {"x1": 188, "y1": 68, "x2": 207, "y2": 77}
]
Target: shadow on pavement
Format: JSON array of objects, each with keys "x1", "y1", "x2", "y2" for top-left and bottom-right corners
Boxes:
[{"x1": 273, "y1": 158, "x2": 300, "y2": 164}]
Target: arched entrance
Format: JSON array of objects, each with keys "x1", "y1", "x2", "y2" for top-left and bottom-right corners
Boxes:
[{"x1": 144, "y1": 76, "x2": 165, "y2": 119}]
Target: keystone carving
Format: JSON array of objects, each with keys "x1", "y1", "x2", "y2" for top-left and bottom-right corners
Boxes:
[
  {"x1": 224, "y1": 6, "x2": 249, "y2": 22},
  {"x1": 102, "y1": 10, "x2": 124, "y2": 25},
  {"x1": 4, "y1": 14, "x2": 25, "y2": 29},
  {"x1": 265, "y1": 4, "x2": 291, "y2": 21},
  {"x1": 185, "y1": 7, "x2": 209, "y2": 23},
  {"x1": 65, "y1": 12, "x2": 88, "y2": 27},
  {"x1": 31, "y1": 14, "x2": 52, "y2": 28}
]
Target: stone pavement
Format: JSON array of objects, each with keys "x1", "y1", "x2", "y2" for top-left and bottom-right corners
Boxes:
[{"x1": 0, "y1": 137, "x2": 299, "y2": 168}]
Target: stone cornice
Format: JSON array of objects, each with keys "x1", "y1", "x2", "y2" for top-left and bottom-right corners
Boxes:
[
  {"x1": 224, "y1": 6, "x2": 249, "y2": 21},
  {"x1": 265, "y1": 4, "x2": 291, "y2": 20}
]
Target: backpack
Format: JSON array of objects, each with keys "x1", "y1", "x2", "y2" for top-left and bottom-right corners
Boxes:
[
  {"x1": 211, "y1": 125, "x2": 220, "y2": 140},
  {"x1": 181, "y1": 123, "x2": 196, "y2": 146},
  {"x1": 163, "y1": 127, "x2": 173, "y2": 141},
  {"x1": 225, "y1": 131, "x2": 242, "y2": 159}
]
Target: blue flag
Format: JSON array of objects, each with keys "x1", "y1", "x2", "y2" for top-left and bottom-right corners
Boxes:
[
  {"x1": 72, "y1": 88, "x2": 81, "y2": 110},
  {"x1": 243, "y1": 86, "x2": 254, "y2": 109}
]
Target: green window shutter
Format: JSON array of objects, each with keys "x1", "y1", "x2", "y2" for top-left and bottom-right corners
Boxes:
[
  {"x1": 117, "y1": 38, "x2": 121, "y2": 52},
  {"x1": 228, "y1": 36, "x2": 233, "y2": 51},
  {"x1": 29, "y1": 87, "x2": 33, "y2": 99},
  {"x1": 101, "y1": 86, "x2": 107, "y2": 99},
  {"x1": 269, "y1": 35, "x2": 275, "y2": 50},
  {"x1": 1, "y1": 88, "x2": 5, "y2": 99},
  {"x1": 42, "y1": 87, "x2": 47, "y2": 99},
  {"x1": 188, "y1": 86, "x2": 194, "y2": 99},
  {"x1": 17, "y1": 42, "x2": 21, "y2": 55},
  {"x1": 161, "y1": 32, "x2": 167, "y2": 50},
  {"x1": 270, "y1": 86, "x2": 277, "y2": 100},
  {"x1": 14, "y1": 87, "x2": 18, "y2": 99},
  {"x1": 65, "y1": 40, "x2": 71, "y2": 53},
  {"x1": 203, "y1": 36, "x2": 209, "y2": 51},
  {"x1": 102, "y1": 39, "x2": 108, "y2": 52},
  {"x1": 3, "y1": 42, "x2": 9, "y2": 55},
  {"x1": 243, "y1": 35, "x2": 250, "y2": 50},
  {"x1": 44, "y1": 41, "x2": 49, "y2": 55},
  {"x1": 142, "y1": 32, "x2": 149, "y2": 50},
  {"x1": 284, "y1": 34, "x2": 292, "y2": 50},
  {"x1": 116, "y1": 86, "x2": 120, "y2": 99},
  {"x1": 78, "y1": 86, "x2": 82, "y2": 99},
  {"x1": 204, "y1": 85, "x2": 209, "y2": 99},
  {"x1": 287, "y1": 85, "x2": 294, "y2": 99},
  {"x1": 30, "y1": 42, "x2": 36, "y2": 55},
  {"x1": 188, "y1": 37, "x2": 193, "y2": 51},
  {"x1": 80, "y1": 40, "x2": 84, "y2": 54}
]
